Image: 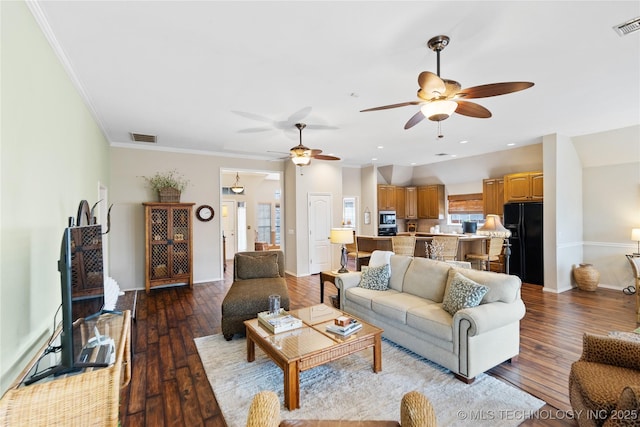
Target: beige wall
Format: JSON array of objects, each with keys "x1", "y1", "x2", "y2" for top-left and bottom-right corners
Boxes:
[
  {"x1": 1, "y1": 1, "x2": 110, "y2": 393},
  {"x1": 109, "y1": 147, "x2": 285, "y2": 287}
]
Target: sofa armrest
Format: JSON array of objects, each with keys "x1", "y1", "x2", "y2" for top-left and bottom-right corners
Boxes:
[
  {"x1": 453, "y1": 299, "x2": 526, "y2": 337},
  {"x1": 335, "y1": 272, "x2": 362, "y2": 291}
]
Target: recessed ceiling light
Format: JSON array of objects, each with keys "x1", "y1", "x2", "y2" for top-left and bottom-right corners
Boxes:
[
  {"x1": 459, "y1": 140, "x2": 468, "y2": 144},
  {"x1": 372, "y1": 157, "x2": 378, "y2": 161},
  {"x1": 507, "y1": 143, "x2": 516, "y2": 146},
  {"x1": 377, "y1": 145, "x2": 384, "y2": 149},
  {"x1": 451, "y1": 154, "x2": 457, "y2": 158},
  {"x1": 410, "y1": 162, "x2": 416, "y2": 166}
]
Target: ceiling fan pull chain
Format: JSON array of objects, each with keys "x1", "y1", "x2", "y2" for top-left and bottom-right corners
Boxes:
[{"x1": 437, "y1": 121, "x2": 444, "y2": 139}]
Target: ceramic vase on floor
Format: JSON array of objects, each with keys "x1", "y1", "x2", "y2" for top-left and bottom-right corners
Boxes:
[{"x1": 573, "y1": 263, "x2": 600, "y2": 291}]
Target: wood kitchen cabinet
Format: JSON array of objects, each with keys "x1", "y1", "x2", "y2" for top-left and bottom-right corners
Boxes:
[
  {"x1": 405, "y1": 186, "x2": 418, "y2": 219},
  {"x1": 483, "y1": 178, "x2": 504, "y2": 216},
  {"x1": 143, "y1": 202, "x2": 194, "y2": 293},
  {"x1": 377, "y1": 185, "x2": 397, "y2": 211},
  {"x1": 504, "y1": 172, "x2": 543, "y2": 203},
  {"x1": 395, "y1": 186, "x2": 406, "y2": 218},
  {"x1": 417, "y1": 185, "x2": 445, "y2": 219}
]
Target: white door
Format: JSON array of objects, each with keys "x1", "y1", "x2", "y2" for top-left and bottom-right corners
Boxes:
[
  {"x1": 308, "y1": 193, "x2": 332, "y2": 274},
  {"x1": 222, "y1": 200, "x2": 236, "y2": 259}
]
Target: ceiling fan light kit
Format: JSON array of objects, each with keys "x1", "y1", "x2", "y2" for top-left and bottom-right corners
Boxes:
[
  {"x1": 361, "y1": 34, "x2": 534, "y2": 136},
  {"x1": 289, "y1": 123, "x2": 340, "y2": 166}
]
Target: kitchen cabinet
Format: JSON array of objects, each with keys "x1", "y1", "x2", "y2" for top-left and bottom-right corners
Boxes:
[
  {"x1": 483, "y1": 178, "x2": 504, "y2": 216},
  {"x1": 504, "y1": 172, "x2": 543, "y2": 203},
  {"x1": 377, "y1": 185, "x2": 397, "y2": 211},
  {"x1": 143, "y1": 202, "x2": 194, "y2": 293},
  {"x1": 395, "y1": 186, "x2": 406, "y2": 218},
  {"x1": 417, "y1": 185, "x2": 445, "y2": 219},
  {"x1": 405, "y1": 186, "x2": 418, "y2": 219}
]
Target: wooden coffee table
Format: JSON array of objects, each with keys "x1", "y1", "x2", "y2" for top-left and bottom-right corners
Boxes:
[{"x1": 244, "y1": 304, "x2": 383, "y2": 410}]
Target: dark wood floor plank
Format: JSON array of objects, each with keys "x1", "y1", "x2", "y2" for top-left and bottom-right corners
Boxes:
[{"x1": 119, "y1": 261, "x2": 637, "y2": 427}]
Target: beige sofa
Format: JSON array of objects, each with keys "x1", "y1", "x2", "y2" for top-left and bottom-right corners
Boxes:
[{"x1": 335, "y1": 254, "x2": 525, "y2": 383}]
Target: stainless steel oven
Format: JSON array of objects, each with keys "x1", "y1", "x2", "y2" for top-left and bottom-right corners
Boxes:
[{"x1": 378, "y1": 211, "x2": 397, "y2": 236}]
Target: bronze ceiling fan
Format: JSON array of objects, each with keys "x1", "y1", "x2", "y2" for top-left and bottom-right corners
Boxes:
[
  {"x1": 289, "y1": 123, "x2": 340, "y2": 166},
  {"x1": 361, "y1": 35, "x2": 534, "y2": 136}
]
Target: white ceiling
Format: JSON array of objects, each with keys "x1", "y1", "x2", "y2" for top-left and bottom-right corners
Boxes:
[{"x1": 32, "y1": 1, "x2": 639, "y2": 168}]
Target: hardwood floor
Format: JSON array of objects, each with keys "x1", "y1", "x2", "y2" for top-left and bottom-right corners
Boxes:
[{"x1": 119, "y1": 262, "x2": 638, "y2": 426}]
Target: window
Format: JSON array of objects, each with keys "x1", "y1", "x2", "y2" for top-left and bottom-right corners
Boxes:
[
  {"x1": 257, "y1": 203, "x2": 271, "y2": 243},
  {"x1": 274, "y1": 203, "x2": 281, "y2": 245},
  {"x1": 447, "y1": 193, "x2": 484, "y2": 224},
  {"x1": 342, "y1": 197, "x2": 356, "y2": 228}
]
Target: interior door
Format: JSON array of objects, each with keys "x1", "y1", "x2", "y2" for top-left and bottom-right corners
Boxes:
[
  {"x1": 308, "y1": 193, "x2": 332, "y2": 274},
  {"x1": 222, "y1": 200, "x2": 236, "y2": 259}
]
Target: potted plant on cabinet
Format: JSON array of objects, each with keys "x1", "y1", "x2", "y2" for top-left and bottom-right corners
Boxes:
[{"x1": 142, "y1": 169, "x2": 190, "y2": 202}]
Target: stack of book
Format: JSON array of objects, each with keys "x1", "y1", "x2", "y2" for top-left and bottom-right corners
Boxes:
[
  {"x1": 326, "y1": 317, "x2": 362, "y2": 336},
  {"x1": 258, "y1": 310, "x2": 303, "y2": 334}
]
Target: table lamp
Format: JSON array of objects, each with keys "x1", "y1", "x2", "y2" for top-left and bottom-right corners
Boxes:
[
  {"x1": 477, "y1": 214, "x2": 512, "y2": 274},
  {"x1": 632, "y1": 228, "x2": 640, "y2": 255},
  {"x1": 330, "y1": 228, "x2": 354, "y2": 273}
]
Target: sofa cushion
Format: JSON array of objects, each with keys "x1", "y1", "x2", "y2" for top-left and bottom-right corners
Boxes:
[
  {"x1": 359, "y1": 263, "x2": 391, "y2": 290},
  {"x1": 402, "y1": 257, "x2": 451, "y2": 303},
  {"x1": 442, "y1": 272, "x2": 489, "y2": 315},
  {"x1": 236, "y1": 252, "x2": 280, "y2": 280},
  {"x1": 345, "y1": 287, "x2": 399, "y2": 310},
  {"x1": 369, "y1": 250, "x2": 394, "y2": 267},
  {"x1": 388, "y1": 255, "x2": 412, "y2": 292},
  {"x1": 371, "y1": 293, "x2": 435, "y2": 324},
  {"x1": 445, "y1": 268, "x2": 521, "y2": 304},
  {"x1": 406, "y1": 304, "x2": 454, "y2": 342}
]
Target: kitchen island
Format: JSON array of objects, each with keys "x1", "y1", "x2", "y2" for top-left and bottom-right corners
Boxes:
[{"x1": 356, "y1": 233, "x2": 488, "y2": 264}]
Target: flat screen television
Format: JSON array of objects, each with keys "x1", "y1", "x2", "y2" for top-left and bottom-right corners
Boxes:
[{"x1": 24, "y1": 226, "x2": 107, "y2": 385}]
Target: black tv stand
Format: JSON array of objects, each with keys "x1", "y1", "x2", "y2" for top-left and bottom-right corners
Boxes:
[{"x1": 23, "y1": 360, "x2": 109, "y2": 386}]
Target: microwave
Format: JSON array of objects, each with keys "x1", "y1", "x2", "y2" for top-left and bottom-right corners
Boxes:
[{"x1": 379, "y1": 211, "x2": 396, "y2": 225}]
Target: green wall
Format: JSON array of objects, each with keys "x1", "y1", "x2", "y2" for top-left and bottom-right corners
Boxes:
[{"x1": 0, "y1": 1, "x2": 110, "y2": 393}]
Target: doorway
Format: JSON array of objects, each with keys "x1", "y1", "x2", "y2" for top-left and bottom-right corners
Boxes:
[{"x1": 220, "y1": 169, "x2": 283, "y2": 258}]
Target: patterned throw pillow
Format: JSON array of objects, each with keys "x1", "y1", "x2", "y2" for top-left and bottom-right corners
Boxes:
[
  {"x1": 358, "y1": 263, "x2": 391, "y2": 291},
  {"x1": 442, "y1": 271, "x2": 489, "y2": 315}
]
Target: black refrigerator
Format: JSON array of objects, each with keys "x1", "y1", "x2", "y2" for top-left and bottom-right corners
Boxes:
[{"x1": 503, "y1": 202, "x2": 544, "y2": 285}]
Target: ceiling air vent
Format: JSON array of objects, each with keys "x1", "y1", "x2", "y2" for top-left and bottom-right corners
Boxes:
[
  {"x1": 613, "y1": 17, "x2": 640, "y2": 36},
  {"x1": 435, "y1": 153, "x2": 449, "y2": 157},
  {"x1": 130, "y1": 132, "x2": 157, "y2": 143}
]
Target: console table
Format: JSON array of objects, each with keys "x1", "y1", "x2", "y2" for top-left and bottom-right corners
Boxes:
[{"x1": 0, "y1": 311, "x2": 131, "y2": 426}]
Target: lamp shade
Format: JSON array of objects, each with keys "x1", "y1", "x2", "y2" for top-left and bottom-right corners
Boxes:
[
  {"x1": 632, "y1": 228, "x2": 640, "y2": 241},
  {"x1": 330, "y1": 228, "x2": 354, "y2": 244},
  {"x1": 477, "y1": 214, "x2": 511, "y2": 238}
]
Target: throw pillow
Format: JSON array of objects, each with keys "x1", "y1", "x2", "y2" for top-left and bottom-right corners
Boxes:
[
  {"x1": 236, "y1": 253, "x2": 280, "y2": 280},
  {"x1": 358, "y1": 263, "x2": 391, "y2": 291},
  {"x1": 442, "y1": 271, "x2": 489, "y2": 315}
]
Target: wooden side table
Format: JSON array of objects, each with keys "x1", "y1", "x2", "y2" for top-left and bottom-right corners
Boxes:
[{"x1": 319, "y1": 270, "x2": 344, "y2": 307}]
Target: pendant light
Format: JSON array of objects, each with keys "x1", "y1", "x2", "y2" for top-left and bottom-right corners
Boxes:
[{"x1": 230, "y1": 172, "x2": 244, "y2": 194}]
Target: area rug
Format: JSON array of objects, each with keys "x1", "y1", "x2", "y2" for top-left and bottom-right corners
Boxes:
[{"x1": 195, "y1": 334, "x2": 545, "y2": 427}]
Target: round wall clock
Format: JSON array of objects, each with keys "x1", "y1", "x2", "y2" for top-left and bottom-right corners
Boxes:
[{"x1": 196, "y1": 205, "x2": 215, "y2": 222}]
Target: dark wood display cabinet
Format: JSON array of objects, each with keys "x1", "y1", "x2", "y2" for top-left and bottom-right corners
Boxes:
[{"x1": 143, "y1": 202, "x2": 194, "y2": 294}]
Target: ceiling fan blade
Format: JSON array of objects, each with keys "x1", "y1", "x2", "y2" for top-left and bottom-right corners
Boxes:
[
  {"x1": 457, "y1": 82, "x2": 534, "y2": 99},
  {"x1": 237, "y1": 127, "x2": 274, "y2": 133},
  {"x1": 404, "y1": 111, "x2": 426, "y2": 129},
  {"x1": 231, "y1": 110, "x2": 273, "y2": 123},
  {"x1": 417, "y1": 72, "x2": 445, "y2": 100},
  {"x1": 454, "y1": 100, "x2": 492, "y2": 118},
  {"x1": 313, "y1": 154, "x2": 340, "y2": 161},
  {"x1": 286, "y1": 106, "x2": 313, "y2": 123},
  {"x1": 360, "y1": 101, "x2": 421, "y2": 112},
  {"x1": 442, "y1": 79, "x2": 462, "y2": 98},
  {"x1": 309, "y1": 149, "x2": 323, "y2": 156}
]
